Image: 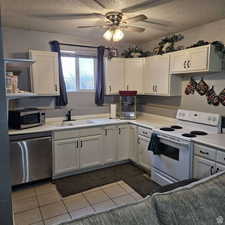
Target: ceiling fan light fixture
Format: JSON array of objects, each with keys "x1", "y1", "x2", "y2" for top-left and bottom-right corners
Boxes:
[
  {"x1": 103, "y1": 29, "x2": 113, "y2": 41},
  {"x1": 112, "y1": 28, "x2": 124, "y2": 42},
  {"x1": 103, "y1": 28, "x2": 124, "y2": 42}
]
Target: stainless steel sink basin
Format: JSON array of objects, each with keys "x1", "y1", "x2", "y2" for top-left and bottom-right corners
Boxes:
[{"x1": 55, "y1": 120, "x2": 95, "y2": 127}]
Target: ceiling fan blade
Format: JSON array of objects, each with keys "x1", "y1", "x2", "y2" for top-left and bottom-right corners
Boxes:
[
  {"x1": 92, "y1": 0, "x2": 107, "y2": 9},
  {"x1": 122, "y1": 0, "x2": 174, "y2": 13},
  {"x1": 77, "y1": 25, "x2": 108, "y2": 29},
  {"x1": 121, "y1": 25, "x2": 145, "y2": 32},
  {"x1": 124, "y1": 14, "x2": 148, "y2": 23},
  {"x1": 33, "y1": 13, "x2": 104, "y2": 20}
]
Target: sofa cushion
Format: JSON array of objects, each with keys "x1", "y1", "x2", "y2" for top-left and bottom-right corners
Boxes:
[{"x1": 151, "y1": 171, "x2": 225, "y2": 225}]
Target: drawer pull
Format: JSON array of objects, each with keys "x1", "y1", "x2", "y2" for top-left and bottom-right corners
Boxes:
[{"x1": 200, "y1": 150, "x2": 209, "y2": 155}]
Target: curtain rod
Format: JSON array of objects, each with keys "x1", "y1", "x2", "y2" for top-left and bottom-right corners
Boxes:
[{"x1": 59, "y1": 42, "x2": 110, "y2": 50}]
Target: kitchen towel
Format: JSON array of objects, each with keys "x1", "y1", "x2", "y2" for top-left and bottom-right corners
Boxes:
[{"x1": 148, "y1": 133, "x2": 162, "y2": 155}]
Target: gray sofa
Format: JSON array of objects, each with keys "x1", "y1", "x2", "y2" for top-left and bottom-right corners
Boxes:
[{"x1": 61, "y1": 171, "x2": 225, "y2": 225}]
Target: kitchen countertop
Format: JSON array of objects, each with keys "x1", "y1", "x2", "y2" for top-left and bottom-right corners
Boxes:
[
  {"x1": 194, "y1": 134, "x2": 225, "y2": 151},
  {"x1": 8, "y1": 113, "x2": 176, "y2": 136}
]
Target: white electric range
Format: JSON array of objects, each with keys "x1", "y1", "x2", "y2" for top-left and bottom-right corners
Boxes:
[{"x1": 151, "y1": 109, "x2": 221, "y2": 186}]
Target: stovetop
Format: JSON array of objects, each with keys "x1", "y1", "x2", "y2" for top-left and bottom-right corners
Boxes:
[{"x1": 154, "y1": 110, "x2": 221, "y2": 142}]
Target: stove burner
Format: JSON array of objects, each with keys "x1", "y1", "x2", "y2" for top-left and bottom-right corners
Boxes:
[
  {"x1": 190, "y1": 131, "x2": 208, "y2": 136},
  {"x1": 160, "y1": 127, "x2": 175, "y2": 131},
  {"x1": 171, "y1": 125, "x2": 183, "y2": 129},
  {"x1": 182, "y1": 133, "x2": 197, "y2": 138}
]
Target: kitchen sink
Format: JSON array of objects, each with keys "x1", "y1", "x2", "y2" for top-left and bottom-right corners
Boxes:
[{"x1": 55, "y1": 120, "x2": 95, "y2": 127}]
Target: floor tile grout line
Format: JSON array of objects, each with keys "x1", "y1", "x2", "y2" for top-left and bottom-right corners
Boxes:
[{"x1": 81, "y1": 192, "x2": 98, "y2": 213}]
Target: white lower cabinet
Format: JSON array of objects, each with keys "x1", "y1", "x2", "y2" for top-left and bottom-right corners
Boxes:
[
  {"x1": 53, "y1": 138, "x2": 79, "y2": 176},
  {"x1": 117, "y1": 125, "x2": 130, "y2": 161},
  {"x1": 129, "y1": 125, "x2": 138, "y2": 162},
  {"x1": 79, "y1": 135, "x2": 103, "y2": 169},
  {"x1": 102, "y1": 126, "x2": 117, "y2": 164},
  {"x1": 137, "y1": 135, "x2": 152, "y2": 170},
  {"x1": 193, "y1": 143, "x2": 225, "y2": 179},
  {"x1": 193, "y1": 156, "x2": 215, "y2": 179}
]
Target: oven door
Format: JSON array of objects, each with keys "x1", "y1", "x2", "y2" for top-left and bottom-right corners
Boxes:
[
  {"x1": 20, "y1": 111, "x2": 42, "y2": 129},
  {"x1": 152, "y1": 135, "x2": 192, "y2": 181}
]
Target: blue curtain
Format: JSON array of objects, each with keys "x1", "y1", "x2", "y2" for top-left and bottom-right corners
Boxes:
[
  {"x1": 95, "y1": 46, "x2": 105, "y2": 106},
  {"x1": 49, "y1": 40, "x2": 68, "y2": 106}
]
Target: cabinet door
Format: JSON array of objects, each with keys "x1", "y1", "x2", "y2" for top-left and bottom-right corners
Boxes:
[
  {"x1": 129, "y1": 125, "x2": 138, "y2": 162},
  {"x1": 193, "y1": 156, "x2": 215, "y2": 179},
  {"x1": 117, "y1": 126, "x2": 130, "y2": 160},
  {"x1": 105, "y1": 58, "x2": 125, "y2": 94},
  {"x1": 137, "y1": 136, "x2": 152, "y2": 170},
  {"x1": 153, "y1": 55, "x2": 170, "y2": 95},
  {"x1": 79, "y1": 135, "x2": 103, "y2": 168},
  {"x1": 29, "y1": 50, "x2": 60, "y2": 95},
  {"x1": 102, "y1": 126, "x2": 117, "y2": 164},
  {"x1": 125, "y1": 58, "x2": 144, "y2": 94},
  {"x1": 215, "y1": 163, "x2": 225, "y2": 173},
  {"x1": 187, "y1": 46, "x2": 209, "y2": 72},
  {"x1": 53, "y1": 138, "x2": 79, "y2": 176},
  {"x1": 143, "y1": 57, "x2": 155, "y2": 94},
  {"x1": 170, "y1": 51, "x2": 188, "y2": 74}
]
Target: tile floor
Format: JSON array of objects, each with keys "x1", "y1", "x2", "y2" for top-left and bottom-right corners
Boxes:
[{"x1": 12, "y1": 180, "x2": 143, "y2": 225}]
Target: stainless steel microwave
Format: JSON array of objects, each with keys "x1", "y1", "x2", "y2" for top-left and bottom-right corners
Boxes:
[{"x1": 8, "y1": 108, "x2": 45, "y2": 129}]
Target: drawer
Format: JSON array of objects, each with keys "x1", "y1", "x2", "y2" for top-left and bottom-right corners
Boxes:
[
  {"x1": 216, "y1": 150, "x2": 225, "y2": 165},
  {"x1": 195, "y1": 144, "x2": 217, "y2": 161},
  {"x1": 53, "y1": 129, "x2": 80, "y2": 140},
  {"x1": 137, "y1": 126, "x2": 152, "y2": 138},
  {"x1": 79, "y1": 127, "x2": 102, "y2": 137}
]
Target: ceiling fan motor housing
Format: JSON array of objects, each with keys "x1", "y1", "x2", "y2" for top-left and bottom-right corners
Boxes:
[{"x1": 106, "y1": 11, "x2": 123, "y2": 25}]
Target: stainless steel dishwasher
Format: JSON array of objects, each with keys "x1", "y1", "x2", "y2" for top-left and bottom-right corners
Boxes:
[{"x1": 10, "y1": 132, "x2": 52, "y2": 186}]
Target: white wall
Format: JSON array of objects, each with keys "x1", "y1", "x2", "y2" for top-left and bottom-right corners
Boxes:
[
  {"x1": 138, "y1": 18, "x2": 225, "y2": 116},
  {"x1": 3, "y1": 27, "x2": 131, "y2": 117}
]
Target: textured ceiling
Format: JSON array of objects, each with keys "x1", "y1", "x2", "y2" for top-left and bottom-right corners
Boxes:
[{"x1": 2, "y1": 0, "x2": 225, "y2": 43}]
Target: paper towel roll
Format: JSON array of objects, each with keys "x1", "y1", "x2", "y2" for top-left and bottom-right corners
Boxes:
[{"x1": 110, "y1": 104, "x2": 117, "y2": 119}]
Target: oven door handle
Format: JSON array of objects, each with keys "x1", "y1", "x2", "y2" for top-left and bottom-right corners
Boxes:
[{"x1": 157, "y1": 135, "x2": 189, "y2": 146}]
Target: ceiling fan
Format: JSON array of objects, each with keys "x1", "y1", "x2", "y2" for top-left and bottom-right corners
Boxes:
[{"x1": 35, "y1": 0, "x2": 174, "y2": 42}]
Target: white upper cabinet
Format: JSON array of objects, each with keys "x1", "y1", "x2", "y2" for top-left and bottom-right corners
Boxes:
[
  {"x1": 124, "y1": 58, "x2": 144, "y2": 94},
  {"x1": 105, "y1": 58, "x2": 125, "y2": 95},
  {"x1": 170, "y1": 45, "x2": 222, "y2": 74},
  {"x1": 143, "y1": 55, "x2": 181, "y2": 96},
  {"x1": 29, "y1": 50, "x2": 60, "y2": 96}
]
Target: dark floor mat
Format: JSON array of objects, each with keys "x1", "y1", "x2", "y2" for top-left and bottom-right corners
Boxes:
[{"x1": 53, "y1": 163, "x2": 161, "y2": 198}]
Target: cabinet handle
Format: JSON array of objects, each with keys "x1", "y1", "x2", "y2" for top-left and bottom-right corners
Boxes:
[
  {"x1": 137, "y1": 137, "x2": 140, "y2": 144},
  {"x1": 200, "y1": 150, "x2": 209, "y2": 155},
  {"x1": 216, "y1": 168, "x2": 220, "y2": 173},
  {"x1": 155, "y1": 85, "x2": 157, "y2": 93},
  {"x1": 126, "y1": 85, "x2": 129, "y2": 90},
  {"x1": 184, "y1": 60, "x2": 187, "y2": 69},
  {"x1": 187, "y1": 60, "x2": 191, "y2": 68},
  {"x1": 55, "y1": 84, "x2": 58, "y2": 92},
  {"x1": 210, "y1": 166, "x2": 214, "y2": 175},
  {"x1": 119, "y1": 128, "x2": 121, "y2": 135},
  {"x1": 80, "y1": 140, "x2": 83, "y2": 148},
  {"x1": 105, "y1": 129, "x2": 107, "y2": 136},
  {"x1": 109, "y1": 85, "x2": 111, "y2": 93},
  {"x1": 152, "y1": 85, "x2": 154, "y2": 92},
  {"x1": 76, "y1": 140, "x2": 79, "y2": 149}
]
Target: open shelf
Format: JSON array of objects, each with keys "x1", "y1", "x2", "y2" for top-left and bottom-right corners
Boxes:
[
  {"x1": 4, "y1": 58, "x2": 35, "y2": 70},
  {"x1": 7, "y1": 92, "x2": 37, "y2": 99}
]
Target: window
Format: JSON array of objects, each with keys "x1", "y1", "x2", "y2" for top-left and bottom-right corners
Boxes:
[{"x1": 62, "y1": 55, "x2": 96, "y2": 92}]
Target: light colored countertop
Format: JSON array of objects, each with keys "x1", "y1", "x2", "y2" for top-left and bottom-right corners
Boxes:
[
  {"x1": 8, "y1": 113, "x2": 175, "y2": 136},
  {"x1": 194, "y1": 134, "x2": 225, "y2": 151}
]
